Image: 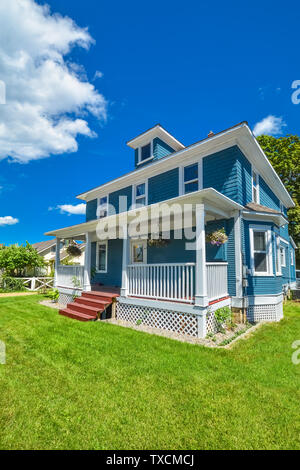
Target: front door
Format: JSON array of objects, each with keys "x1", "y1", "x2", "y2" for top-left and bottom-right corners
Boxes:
[{"x1": 131, "y1": 240, "x2": 147, "y2": 264}]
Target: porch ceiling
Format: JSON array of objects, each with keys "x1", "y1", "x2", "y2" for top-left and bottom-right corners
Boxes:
[{"x1": 45, "y1": 188, "x2": 243, "y2": 239}]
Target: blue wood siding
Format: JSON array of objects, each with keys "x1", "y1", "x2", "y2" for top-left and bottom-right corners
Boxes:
[
  {"x1": 279, "y1": 223, "x2": 289, "y2": 241},
  {"x1": 148, "y1": 168, "x2": 179, "y2": 205},
  {"x1": 242, "y1": 220, "x2": 282, "y2": 296},
  {"x1": 134, "y1": 138, "x2": 175, "y2": 168},
  {"x1": 203, "y1": 146, "x2": 252, "y2": 205},
  {"x1": 86, "y1": 199, "x2": 97, "y2": 222},
  {"x1": 153, "y1": 138, "x2": 175, "y2": 161},
  {"x1": 226, "y1": 218, "x2": 236, "y2": 296},
  {"x1": 91, "y1": 239, "x2": 123, "y2": 287},
  {"x1": 108, "y1": 186, "x2": 132, "y2": 214},
  {"x1": 259, "y1": 176, "x2": 280, "y2": 211},
  {"x1": 134, "y1": 149, "x2": 139, "y2": 167}
]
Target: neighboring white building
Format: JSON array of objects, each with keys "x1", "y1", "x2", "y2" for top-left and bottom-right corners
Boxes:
[{"x1": 32, "y1": 239, "x2": 85, "y2": 275}]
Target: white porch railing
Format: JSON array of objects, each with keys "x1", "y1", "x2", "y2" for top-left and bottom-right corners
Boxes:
[
  {"x1": 206, "y1": 262, "x2": 228, "y2": 301},
  {"x1": 56, "y1": 265, "x2": 84, "y2": 289},
  {"x1": 127, "y1": 262, "x2": 228, "y2": 304},
  {"x1": 128, "y1": 263, "x2": 196, "y2": 303}
]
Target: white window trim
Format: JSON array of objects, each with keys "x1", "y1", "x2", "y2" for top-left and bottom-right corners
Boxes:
[
  {"x1": 291, "y1": 249, "x2": 294, "y2": 266},
  {"x1": 252, "y1": 168, "x2": 260, "y2": 204},
  {"x1": 275, "y1": 235, "x2": 282, "y2": 276},
  {"x1": 137, "y1": 141, "x2": 154, "y2": 165},
  {"x1": 132, "y1": 180, "x2": 148, "y2": 208},
  {"x1": 97, "y1": 195, "x2": 108, "y2": 219},
  {"x1": 249, "y1": 225, "x2": 273, "y2": 276},
  {"x1": 280, "y1": 246, "x2": 286, "y2": 268},
  {"x1": 179, "y1": 160, "x2": 203, "y2": 195},
  {"x1": 96, "y1": 240, "x2": 108, "y2": 273},
  {"x1": 130, "y1": 239, "x2": 147, "y2": 264}
]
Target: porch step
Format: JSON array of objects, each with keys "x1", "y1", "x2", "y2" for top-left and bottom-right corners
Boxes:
[
  {"x1": 76, "y1": 296, "x2": 109, "y2": 309},
  {"x1": 59, "y1": 308, "x2": 96, "y2": 322},
  {"x1": 59, "y1": 288, "x2": 117, "y2": 322},
  {"x1": 82, "y1": 291, "x2": 118, "y2": 302},
  {"x1": 66, "y1": 302, "x2": 101, "y2": 317}
]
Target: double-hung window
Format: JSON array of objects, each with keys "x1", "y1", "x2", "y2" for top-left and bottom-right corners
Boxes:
[
  {"x1": 183, "y1": 163, "x2": 199, "y2": 194},
  {"x1": 97, "y1": 196, "x2": 108, "y2": 219},
  {"x1": 252, "y1": 170, "x2": 260, "y2": 203},
  {"x1": 134, "y1": 182, "x2": 147, "y2": 207},
  {"x1": 250, "y1": 226, "x2": 272, "y2": 275},
  {"x1": 96, "y1": 241, "x2": 107, "y2": 273}
]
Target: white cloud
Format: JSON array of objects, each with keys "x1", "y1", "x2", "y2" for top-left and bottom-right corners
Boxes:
[
  {"x1": 253, "y1": 115, "x2": 287, "y2": 136},
  {"x1": 54, "y1": 203, "x2": 86, "y2": 215},
  {"x1": 0, "y1": 0, "x2": 107, "y2": 163},
  {"x1": 0, "y1": 216, "x2": 19, "y2": 226},
  {"x1": 93, "y1": 71, "x2": 103, "y2": 81}
]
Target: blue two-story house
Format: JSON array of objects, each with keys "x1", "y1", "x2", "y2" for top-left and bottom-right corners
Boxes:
[{"x1": 46, "y1": 122, "x2": 296, "y2": 338}]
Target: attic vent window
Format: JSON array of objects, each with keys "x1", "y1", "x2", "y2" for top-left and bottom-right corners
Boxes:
[{"x1": 141, "y1": 143, "x2": 151, "y2": 161}]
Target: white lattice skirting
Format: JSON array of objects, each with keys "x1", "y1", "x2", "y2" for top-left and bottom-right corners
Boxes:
[
  {"x1": 206, "y1": 311, "x2": 219, "y2": 334},
  {"x1": 58, "y1": 292, "x2": 73, "y2": 305},
  {"x1": 116, "y1": 302, "x2": 198, "y2": 337},
  {"x1": 247, "y1": 302, "x2": 283, "y2": 322}
]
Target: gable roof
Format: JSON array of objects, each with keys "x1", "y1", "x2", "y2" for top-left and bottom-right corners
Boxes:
[
  {"x1": 126, "y1": 124, "x2": 185, "y2": 151},
  {"x1": 76, "y1": 122, "x2": 294, "y2": 209},
  {"x1": 32, "y1": 239, "x2": 56, "y2": 253},
  {"x1": 245, "y1": 202, "x2": 282, "y2": 215}
]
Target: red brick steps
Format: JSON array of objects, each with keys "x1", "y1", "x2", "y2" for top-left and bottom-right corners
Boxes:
[{"x1": 59, "y1": 290, "x2": 118, "y2": 322}]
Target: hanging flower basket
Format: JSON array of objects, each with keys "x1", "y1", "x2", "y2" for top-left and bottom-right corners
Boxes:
[
  {"x1": 206, "y1": 228, "x2": 228, "y2": 246},
  {"x1": 148, "y1": 234, "x2": 170, "y2": 248},
  {"x1": 66, "y1": 244, "x2": 82, "y2": 257}
]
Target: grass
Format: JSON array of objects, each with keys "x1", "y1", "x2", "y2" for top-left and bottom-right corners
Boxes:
[{"x1": 0, "y1": 295, "x2": 299, "y2": 450}]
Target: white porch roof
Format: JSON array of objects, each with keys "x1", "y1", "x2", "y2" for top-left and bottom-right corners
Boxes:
[{"x1": 45, "y1": 188, "x2": 243, "y2": 240}]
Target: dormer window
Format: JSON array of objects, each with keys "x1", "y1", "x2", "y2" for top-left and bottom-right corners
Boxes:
[
  {"x1": 138, "y1": 142, "x2": 153, "y2": 165},
  {"x1": 252, "y1": 170, "x2": 260, "y2": 204}
]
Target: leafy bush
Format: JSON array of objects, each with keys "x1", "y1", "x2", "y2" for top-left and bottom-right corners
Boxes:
[
  {"x1": 0, "y1": 276, "x2": 26, "y2": 292},
  {"x1": 214, "y1": 306, "x2": 232, "y2": 332},
  {"x1": 46, "y1": 289, "x2": 59, "y2": 302}
]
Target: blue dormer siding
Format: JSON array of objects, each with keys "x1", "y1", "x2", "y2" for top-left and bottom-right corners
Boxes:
[
  {"x1": 109, "y1": 185, "x2": 132, "y2": 214},
  {"x1": 153, "y1": 138, "x2": 175, "y2": 161},
  {"x1": 134, "y1": 138, "x2": 175, "y2": 168},
  {"x1": 203, "y1": 146, "x2": 252, "y2": 206},
  {"x1": 259, "y1": 176, "x2": 280, "y2": 211},
  {"x1": 86, "y1": 199, "x2": 97, "y2": 222},
  {"x1": 148, "y1": 168, "x2": 179, "y2": 205}
]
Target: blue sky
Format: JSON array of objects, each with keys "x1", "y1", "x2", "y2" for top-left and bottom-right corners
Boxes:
[{"x1": 0, "y1": 0, "x2": 299, "y2": 245}]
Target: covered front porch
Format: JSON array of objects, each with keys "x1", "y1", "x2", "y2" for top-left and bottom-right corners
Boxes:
[{"x1": 49, "y1": 188, "x2": 243, "y2": 310}]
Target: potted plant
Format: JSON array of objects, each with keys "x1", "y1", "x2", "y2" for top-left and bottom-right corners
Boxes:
[{"x1": 206, "y1": 228, "x2": 228, "y2": 246}]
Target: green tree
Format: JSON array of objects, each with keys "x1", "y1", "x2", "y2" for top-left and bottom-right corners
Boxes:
[
  {"x1": 257, "y1": 134, "x2": 300, "y2": 265},
  {"x1": 0, "y1": 242, "x2": 45, "y2": 277}
]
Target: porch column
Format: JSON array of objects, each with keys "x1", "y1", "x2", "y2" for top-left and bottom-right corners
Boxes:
[
  {"x1": 120, "y1": 225, "x2": 130, "y2": 297},
  {"x1": 194, "y1": 204, "x2": 208, "y2": 307},
  {"x1": 54, "y1": 237, "x2": 61, "y2": 288},
  {"x1": 234, "y1": 210, "x2": 243, "y2": 300},
  {"x1": 84, "y1": 232, "x2": 92, "y2": 291}
]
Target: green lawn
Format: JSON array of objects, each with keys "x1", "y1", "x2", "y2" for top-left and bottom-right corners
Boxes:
[{"x1": 0, "y1": 295, "x2": 299, "y2": 450}]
